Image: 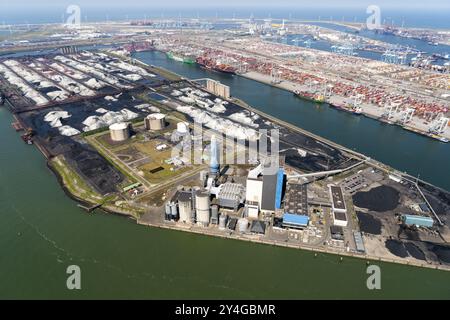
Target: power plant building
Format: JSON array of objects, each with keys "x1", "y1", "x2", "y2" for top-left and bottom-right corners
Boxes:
[
  {"x1": 245, "y1": 164, "x2": 264, "y2": 218},
  {"x1": 217, "y1": 183, "x2": 245, "y2": 210}
]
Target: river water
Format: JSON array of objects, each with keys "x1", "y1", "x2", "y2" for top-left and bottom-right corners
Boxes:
[{"x1": 0, "y1": 51, "x2": 449, "y2": 299}]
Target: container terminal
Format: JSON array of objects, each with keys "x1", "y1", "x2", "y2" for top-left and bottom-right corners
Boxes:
[{"x1": 1, "y1": 21, "x2": 449, "y2": 270}]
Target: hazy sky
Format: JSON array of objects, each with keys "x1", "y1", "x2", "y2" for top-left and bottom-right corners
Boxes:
[{"x1": 2, "y1": 0, "x2": 450, "y2": 9}]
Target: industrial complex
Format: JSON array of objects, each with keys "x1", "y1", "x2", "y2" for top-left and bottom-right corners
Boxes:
[{"x1": 1, "y1": 17, "x2": 449, "y2": 271}]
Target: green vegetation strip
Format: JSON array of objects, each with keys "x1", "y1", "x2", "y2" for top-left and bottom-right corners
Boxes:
[{"x1": 51, "y1": 155, "x2": 104, "y2": 203}]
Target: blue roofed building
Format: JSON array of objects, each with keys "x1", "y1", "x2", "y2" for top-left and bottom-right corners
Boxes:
[{"x1": 282, "y1": 213, "x2": 309, "y2": 229}]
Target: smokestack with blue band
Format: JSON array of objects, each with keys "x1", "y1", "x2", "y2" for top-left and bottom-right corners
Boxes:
[{"x1": 210, "y1": 135, "x2": 220, "y2": 176}]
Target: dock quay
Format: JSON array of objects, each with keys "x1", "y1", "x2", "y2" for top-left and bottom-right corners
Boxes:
[
  {"x1": 136, "y1": 218, "x2": 450, "y2": 272},
  {"x1": 77, "y1": 203, "x2": 102, "y2": 213}
]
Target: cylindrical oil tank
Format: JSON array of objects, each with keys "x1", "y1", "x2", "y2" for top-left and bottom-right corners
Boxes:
[
  {"x1": 238, "y1": 218, "x2": 248, "y2": 233},
  {"x1": 109, "y1": 122, "x2": 130, "y2": 142},
  {"x1": 170, "y1": 202, "x2": 178, "y2": 220},
  {"x1": 219, "y1": 214, "x2": 228, "y2": 230},
  {"x1": 145, "y1": 113, "x2": 166, "y2": 130},
  {"x1": 210, "y1": 205, "x2": 219, "y2": 224},
  {"x1": 196, "y1": 190, "x2": 210, "y2": 226},
  {"x1": 178, "y1": 199, "x2": 192, "y2": 223}
]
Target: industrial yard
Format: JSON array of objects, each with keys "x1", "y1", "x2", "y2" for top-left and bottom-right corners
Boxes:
[{"x1": 1, "y1": 19, "x2": 449, "y2": 272}]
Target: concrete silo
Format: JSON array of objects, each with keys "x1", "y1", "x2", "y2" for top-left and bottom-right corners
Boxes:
[{"x1": 195, "y1": 190, "x2": 210, "y2": 227}]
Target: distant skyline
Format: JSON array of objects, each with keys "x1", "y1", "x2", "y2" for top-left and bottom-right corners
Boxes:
[
  {"x1": 2, "y1": 0, "x2": 450, "y2": 10},
  {"x1": 1, "y1": 0, "x2": 449, "y2": 29}
]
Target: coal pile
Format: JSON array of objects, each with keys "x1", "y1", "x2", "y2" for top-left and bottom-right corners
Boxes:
[
  {"x1": 66, "y1": 142, "x2": 123, "y2": 194},
  {"x1": 356, "y1": 212, "x2": 382, "y2": 235},
  {"x1": 404, "y1": 242, "x2": 426, "y2": 261},
  {"x1": 353, "y1": 185, "x2": 399, "y2": 212},
  {"x1": 430, "y1": 245, "x2": 450, "y2": 264},
  {"x1": 385, "y1": 239, "x2": 408, "y2": 258},
  {"x1": 36, "y1": 135, "x2": 124, "y2": 195}
]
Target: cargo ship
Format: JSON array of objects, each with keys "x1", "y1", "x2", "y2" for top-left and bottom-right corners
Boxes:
[
  {"x1": 196, "y1": 56, "x2": 236, "y2": 74},
  {"x1": 401, "y1": 125, "x2": 449, "y2": 143},
  {"x1": 123, "y1": 41, "x2": 154, "y2": 53},
  {"x1": 166, "y1": 52, "x2": 196, "y2": 64},
  {"x1": 330, "y1": 102, "x2": 362, "y2": 115},
  {"x1": 293, "y1": 90, "x2": 325, "y2": 104}
]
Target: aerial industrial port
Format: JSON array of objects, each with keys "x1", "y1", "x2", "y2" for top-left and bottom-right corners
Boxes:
[{"x1": 1, "y1": 17, "x2": 449, "y2": 271}]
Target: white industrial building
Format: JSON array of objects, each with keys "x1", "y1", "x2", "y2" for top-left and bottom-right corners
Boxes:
[
  {"x1": 245, "y1": 164, "x2": 264, "y2": 218},
  {"x1": 329, "y1": 185, "x2": 348, "y2": 227}
]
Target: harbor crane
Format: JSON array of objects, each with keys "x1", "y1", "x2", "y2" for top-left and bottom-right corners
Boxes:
[
  {"x1": 399, "y1": 107, "x2": 415, "y2": 125},
  {"x1": 429, "y1": 115, "x2": 449, "y2": 134},
  {"x1": 270, "y1": 64, "x2": 282, "y2": 84},
  {"x1": 382, "y1": 103, "x2": 400, "y2": 121}
]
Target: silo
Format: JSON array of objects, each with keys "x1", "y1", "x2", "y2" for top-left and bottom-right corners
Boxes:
[
  {"x1": 195, "y1": 190, "x2": 210, "y2": 227},
  {"x1": 210, "y1": 205, "x2": 219, "y2": 224},
  {"x1": 170, "y1": 202, "x2": 178, "y2": 220},
  {"x1": 191, "y1": 189, "x2": 197, "y2": 223},
  {"x1": 178, "y1": 198, "x2": 192, "y2": 223},
  {"x1": 164, "y1": 202, "x2": 172, "y2": 221},
  {"x1": 145, "y1": 113, "x2": 166, "y2": 130},
  {"x1": 238, "y1": 218, "x2": 249, "y2": 233},
  {"x1": 219, "y1": 214, "x2": 228, "y2": 230},
  {"x1": 109, "y1": 122, "x2": 130, "y2": 142}
]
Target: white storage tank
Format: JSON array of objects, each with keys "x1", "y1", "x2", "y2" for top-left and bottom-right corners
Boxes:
[
  {"x1": 238, "y1": 218, "x2": 249, "y2": 233},
  {"x1": 109, "y1": 122, "x2": 130, "y2": 142},
  {"x1": 195, "y1": 190, "x2": 210, "y2": 227},
  {"x1": 176, "y1": 122, "x2": 189, "y2": 134},
  {"x1": 145, "y1": 113, "x2": 166, "y2": 130}
]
